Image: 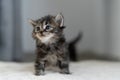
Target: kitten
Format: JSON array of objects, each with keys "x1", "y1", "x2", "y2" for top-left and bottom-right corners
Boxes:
[{"x1": 29, "y1": 13, "x2": 70, "y2": 75}]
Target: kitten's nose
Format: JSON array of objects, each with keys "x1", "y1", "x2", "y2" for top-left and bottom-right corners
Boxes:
[{"x1": 40, "y1": 31, "x2": 43, "y2": 34}]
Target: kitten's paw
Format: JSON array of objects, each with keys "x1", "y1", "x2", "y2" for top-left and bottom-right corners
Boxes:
[
  {"x1": 60, "y1": 71, "x2": 70, "y2": 74},
  {"x1": 60, "y1": 70, "x2": 71, "y2": 74},
  {"x1": 35, "y1": 70, "x2": 45, "y2": 76}
]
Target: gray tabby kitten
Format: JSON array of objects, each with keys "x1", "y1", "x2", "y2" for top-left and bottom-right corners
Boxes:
[{"x1": 29, "y1": 13, "x2": 70, "y2": 75}]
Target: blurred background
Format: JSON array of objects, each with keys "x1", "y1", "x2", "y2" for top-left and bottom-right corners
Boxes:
[{"x1": 0, "y1": 0, "x2": 120, "y2": 62}]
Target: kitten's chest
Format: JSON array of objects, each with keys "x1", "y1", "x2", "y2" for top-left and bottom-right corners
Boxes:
[
  {"x1": 44, "y1": 53, "x2": 58, "y2": 65},
  {"x1": 40, "y1": 36, "x2": 52, "y2": 43}
]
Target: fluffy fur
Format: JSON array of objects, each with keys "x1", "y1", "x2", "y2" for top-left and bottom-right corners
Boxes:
[{"x1": 29, "y1": 13, "x2": 70, "y2": 75}]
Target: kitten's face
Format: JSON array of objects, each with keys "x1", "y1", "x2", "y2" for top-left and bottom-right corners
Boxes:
[{"x1": 29, "y1": 13, "x2": 65, "y2": 44}]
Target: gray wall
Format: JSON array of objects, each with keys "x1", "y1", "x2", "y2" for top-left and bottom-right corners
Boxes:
[
  {"x1": 108, "y1": 0, "x2": 120, "y2": 60},
  {"x1": 0, "y1": 0, "x2": 14, "y2": 61}
]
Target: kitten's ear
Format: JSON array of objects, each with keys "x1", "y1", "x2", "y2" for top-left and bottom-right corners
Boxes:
[
  {"x1": 55, "y1": 13, "x2": 64, "y2": 27},
  {"x1": 28, "y1": 19, "x2": 37, "y2": 27}
]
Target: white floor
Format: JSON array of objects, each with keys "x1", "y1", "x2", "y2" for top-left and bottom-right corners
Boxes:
[{"x1": 0, "y1": 60, "x2": 120, "y2": 80}]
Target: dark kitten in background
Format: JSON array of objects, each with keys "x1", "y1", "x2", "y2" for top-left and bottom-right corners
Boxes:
[{"x1": 29, "y1": 13, "x2": 70, "y2": 75}]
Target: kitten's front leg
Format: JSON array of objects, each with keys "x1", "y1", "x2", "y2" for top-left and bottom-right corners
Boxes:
[
  {"x1": 35, "y1": 60, "x2": 45, "y2": 75},
  {"x1": 58, "y1": 60, "x2": 70, "y2": 74}
]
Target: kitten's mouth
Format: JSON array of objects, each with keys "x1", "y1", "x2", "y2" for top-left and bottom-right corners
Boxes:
[
  {"x1": 36, "y1": 34, "x2": 42, "y2": 40},
  {"x1": 35, "y1": 33, "x2": 55, "y2": 44}
]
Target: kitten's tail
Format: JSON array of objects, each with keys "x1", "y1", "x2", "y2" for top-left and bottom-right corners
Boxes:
[
  {"x1": 68, "y1": 32, "x2": 83, "y2": 61},
  {"x1": 69, "y1": 32, "x2": 83, "y2": 45}
]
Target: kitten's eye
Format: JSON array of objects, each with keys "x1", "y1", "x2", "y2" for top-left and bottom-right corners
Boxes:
[
  {"x1": 37, "y1": 27, "x2": 40, "y2": 30},
  {"x1": 45, "y1": 25, "x2": 51, "y2": 30},
  {"x1": 44, "y1": 25, "x2": 53, "y2": 31},
  {"x1": 35, "y1": 27, "x2": 40, "y2": 32}
]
